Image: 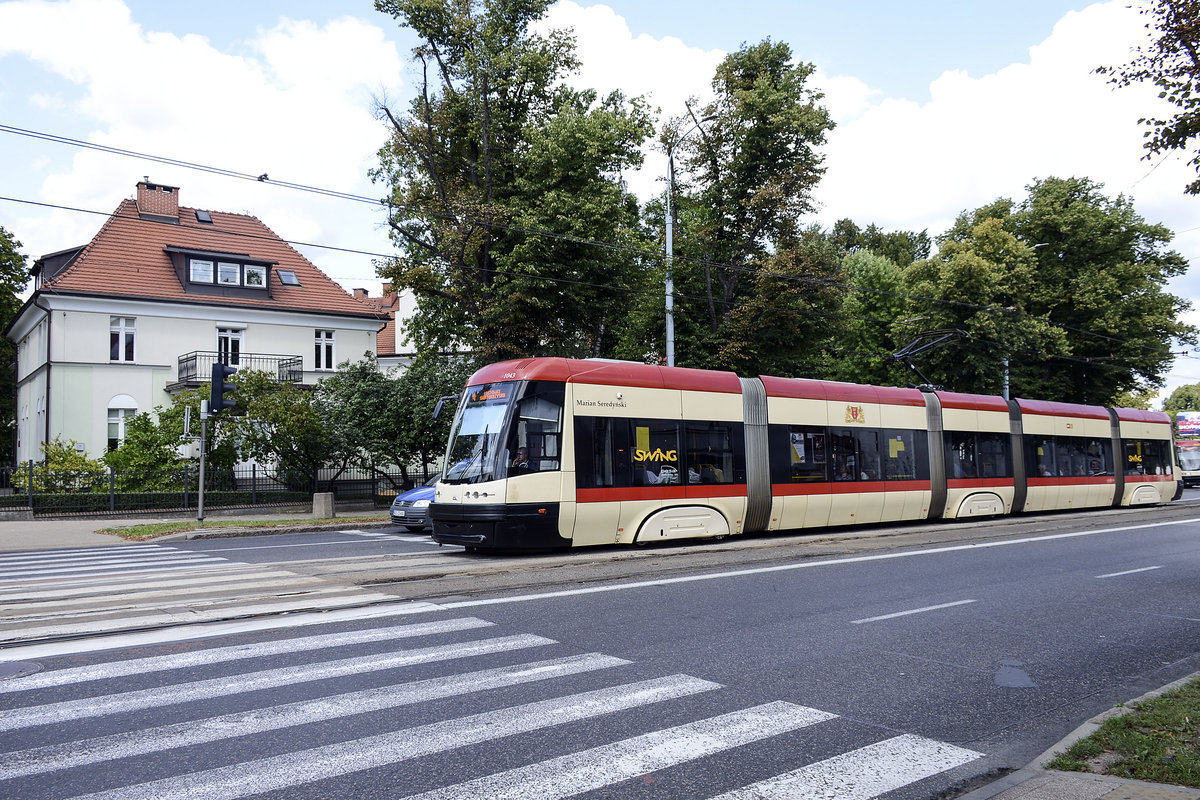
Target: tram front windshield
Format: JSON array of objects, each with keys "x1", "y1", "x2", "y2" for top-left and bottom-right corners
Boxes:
[
  {"x1": 442, "y1": 380, "x2": 565, "y2": 485},
  {"x1": 443, "y1": 382, "x2": 515, "y2": 485}
]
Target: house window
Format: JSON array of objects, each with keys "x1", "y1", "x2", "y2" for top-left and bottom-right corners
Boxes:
[
  {"x1": 189, "y1": 259, "x2": 214, "y2": 283},
  {"x1": 315, "y1": 329, "x2": 335, "y2": 370},
  {"x1": 279, "y1": 270, "x2": 301, "y2": 286},
  {"x1": 244, "y1": 265, "x2": 267, "y2": 288},
  {"x1": 218, "y1": 262, "x2": 241, "y2": 285},
  {"x1": 217, "y1": 327, "x2": 243, "y2": 367},
  {"x1": 107, "y1": 407, "x2": 136, "y2": 452},
  {"x1": 110, "y1": 317, "x2": 136, "y2": 362}
]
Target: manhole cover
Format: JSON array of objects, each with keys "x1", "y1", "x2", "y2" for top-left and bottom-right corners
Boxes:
[{"x1": 0, "y1": 661, "x2": 42, "y2": 680}]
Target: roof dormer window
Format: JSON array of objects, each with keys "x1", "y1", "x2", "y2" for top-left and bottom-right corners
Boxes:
[{"x1": 190, "y1": 259, "x2": 214, "y2": 283}]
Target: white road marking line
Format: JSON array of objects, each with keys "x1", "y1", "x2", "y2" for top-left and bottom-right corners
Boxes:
[
  {"x1": 0, "y1": 574, "x2": 328, "y2": 612},
  {"x1": 0, "y1": 590, "x2": 400, "y2": 643},
  {"x1": 404, "y1": 701, "x2": 838, "y2": 800},
  {"x1": 4, "y1": 653, "x2": 630, "y2": 779},
  {"x1": 0, "y1": 602, "x2": 444, "y2": 662},
  {"x1": 708, "y1": 733, "x2": 982, "y2": 800},
  {"x1": 0, "y1": 633, "x2": 554, "y2": 732},
  {"x1": 0, "y1": 544, "x2": 169, "y2": 563},
  {"x1": 73, "y1": 676, "x2": 725, "y2": 800},
  {"x1": 1, "y1": 617, "x2": 494, "y2": 692},
  {"x1": 0, "y1": 567, "x2": 303, "y2": 602},
  {"x1": 430, "y1": 516, "x2": 1200, "y2": 612},
  {"x1": 0, "y1": 555, "x2": 228, "y2": 578},
  {"x1": 850, "y1": 599, "x2": 978, "y2": 625},
  {"x1": 1096, "y1": 565, "x2": 1164, "y2": 579}
]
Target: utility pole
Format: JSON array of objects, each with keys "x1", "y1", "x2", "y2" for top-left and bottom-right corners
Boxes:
[{"x1": 197, "y1": 399, "x2": 209, "y2": 523}]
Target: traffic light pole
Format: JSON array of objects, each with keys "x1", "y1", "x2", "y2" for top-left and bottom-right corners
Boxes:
[{"x1": 198, "y1": 400, "x2": 209, "y2": 523}]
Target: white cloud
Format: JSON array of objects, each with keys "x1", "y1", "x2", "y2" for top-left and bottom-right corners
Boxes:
[{"x1": 0, "y1": 0, "x2": 405, "y2": 292}]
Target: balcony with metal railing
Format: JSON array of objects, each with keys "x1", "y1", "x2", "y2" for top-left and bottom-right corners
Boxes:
[{"x1": 168, "y1": 351, "x2": 305, "y2": 392}]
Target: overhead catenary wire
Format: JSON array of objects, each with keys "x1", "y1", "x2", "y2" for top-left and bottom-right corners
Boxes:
[{"x1": 0, "y1": 123, "x2": 1193, "y2": 369}]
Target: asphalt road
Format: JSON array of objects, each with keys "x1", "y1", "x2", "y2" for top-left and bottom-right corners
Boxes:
[{"x1": 3, "y1": 500, "x2": 1198, "y2": 798}]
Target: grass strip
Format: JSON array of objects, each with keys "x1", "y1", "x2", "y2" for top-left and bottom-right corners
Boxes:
[
  {"x1": 1046, "y1": 676, "x2": 1200, "y2": 788},
  {"x1": 97, "y1": 516, "x2": 390, "y2": 540}
]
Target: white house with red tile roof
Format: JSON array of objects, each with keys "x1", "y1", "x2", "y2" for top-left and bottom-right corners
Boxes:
[{"x1": 6, "y1": 179, "x2": 389, "y2": 462}]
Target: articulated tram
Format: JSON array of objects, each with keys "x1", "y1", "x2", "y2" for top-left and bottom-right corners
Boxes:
[{"x1": 429, "y1": 358, "x2": 1177, "y2": 551}]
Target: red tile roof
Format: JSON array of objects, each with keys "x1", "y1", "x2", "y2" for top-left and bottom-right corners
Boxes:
[{"x1": 41, "y1": 197, "x2": 386, "y2": 320}]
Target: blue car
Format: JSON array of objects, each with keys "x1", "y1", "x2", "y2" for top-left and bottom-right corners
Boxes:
[{"x1": 390, "y1": 473, "x2": 439, "y2": 532}]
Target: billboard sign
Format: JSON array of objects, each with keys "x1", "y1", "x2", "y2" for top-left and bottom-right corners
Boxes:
[{"x1": 1177, "y1": 410, "x2": 1200, "y2": 438}]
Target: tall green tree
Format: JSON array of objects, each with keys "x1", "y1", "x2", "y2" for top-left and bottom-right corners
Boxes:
[
  {"x1": 1164, "y1": 382, "x2": 1200, "y2": 416},
  {"x1": 828, "y1": 249, "x2": 912, "y2": 386},
  {"x1": 394, "y1": 352, "x2": 477, "y2": 474},
  {"x1": 0, "y1": 226, "x2": 29, "y2": 464},
  {"x1": 1097, "y1": 0, "x2": 1200, "y2": 194},
  {"x1": 662, "y1": 39, "x2": 835, "y2": 370},
  {"x1": 904, "y1": 177, "x2": 1194, "y2": 403},
  {"x1": 372, "y1": 0, "x2": 653, "y2": 362}
]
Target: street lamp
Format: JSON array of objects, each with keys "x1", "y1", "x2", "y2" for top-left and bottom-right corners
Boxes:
[{"x1": 665, "y1": 115, "x2": 715, "y2": 368}]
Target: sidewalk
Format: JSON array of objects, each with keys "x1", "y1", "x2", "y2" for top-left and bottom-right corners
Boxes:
[
  {"x1": 0, "y1": 509, "x2": 391, "y2": 552},
  {"x1": 961, "y1": 671, "x2": 1200, "y2": 800}
]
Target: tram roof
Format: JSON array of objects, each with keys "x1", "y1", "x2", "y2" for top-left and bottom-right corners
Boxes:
[
  {"x1": 759, "y1": 375, "x2": 925, "y2": 406},
  {"x1": 466, "y1": 358, "x2": 744, "y2": 393},
  {"x1": 1014, "y1": 398, "x2": 1112, "y2": 420}
]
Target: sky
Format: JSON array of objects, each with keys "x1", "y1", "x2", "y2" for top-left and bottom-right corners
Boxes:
[{"x1": 1, "y1": 0, "x2": 1199, "y2": 400}]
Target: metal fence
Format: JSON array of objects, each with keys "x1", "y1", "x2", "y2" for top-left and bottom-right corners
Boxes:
[{"x1": 0, "y1": 463, "x2": 432, "y2": 517}]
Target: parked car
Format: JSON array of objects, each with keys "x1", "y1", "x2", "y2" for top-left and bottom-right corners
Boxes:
[{"x1": 390, "y1": 473, "x2": 440, "y2": 532}]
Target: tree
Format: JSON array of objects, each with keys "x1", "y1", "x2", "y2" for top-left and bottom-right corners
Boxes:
[
  {"x1": 828, "y1": 249, "x2": 912, "y2": 386},
  {"x1": 662, "y1": 39, "x2": 836, "y2": 370},
  {"x1": 903, "y1": 177, "x2": 1195, "y2": 403},
  {"x1": 393, "y1": 352, "x2": 477, "y2": 474},
  {"x1": 102, "y1": 413, "x2": 185, "y2": 490},
  {"x1": 1097, "y1": 0, "x2": 1200, "y2": 194},
  {"x1": 828, "y1": 219, "x2": 931, "y2": 267},
  {"x1": 372, "y1": 0, "x2": 653, "y2": 362},
  {"x1": 0, "y1": 226, "x2": 29, "y2": 464},
  {"x1": 1164, "y1": 382, "x2": 1200, "y2": 416}
]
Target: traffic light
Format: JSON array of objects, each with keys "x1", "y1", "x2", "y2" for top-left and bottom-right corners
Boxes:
[{"x1": 210, "y1": 363, "x2": 238, "y2": 415}]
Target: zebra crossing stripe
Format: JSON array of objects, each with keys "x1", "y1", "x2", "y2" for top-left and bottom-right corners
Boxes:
[
  {"x1": 3, "y1": 652, "x2": 631, "y2": 779},
  {"x1": 707, "y1": 733, "x2": 982, "y2": 799},
  {"x1": 0, "y1": 589, "x2": 401, "y2": 643},
  {"x1": 0, "y1": 554, "x2": 228, "y2": 578},
  {"x1": 0, "y1": 544, "x2": 169, "y2": 564},
  {"x1": 70, "y1": 674, "x2": 723, "y2": 800},
  {"x1": 0, "y1": 633, "x2": 554, "y2": 732},
  {"x1": 0, "y1": 573, "x2": 327, "y2": 612},
  {"x1": 0, "y1": 567, "x2": 307, "y2": 603},
  {"x1": 402, "y1": 700, "x2": 838, "y2": 800},
  {"x1": 0, "y1": 617, "x2": 495, "y2": 693}
]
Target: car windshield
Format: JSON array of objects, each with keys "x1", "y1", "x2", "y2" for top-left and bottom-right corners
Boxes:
[{"x1": 423, "y1": 472, "x2": 441, "y2": 488}]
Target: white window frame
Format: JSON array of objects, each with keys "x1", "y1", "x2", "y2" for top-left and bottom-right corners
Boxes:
[
  {"x1": 244, "y1": 264, "x2": 267, "y2": 289},
  {"x1": 110, "y1": 316, "x2": 136, "y2": 363},
  {"x1": 107, "y1": 407, "x2": 135, "y2": 452},
  {"x1": 189, "y1": 258, "x2": 214, "y2": 283},
  {"x1": 217, "y1": 261, "x2": 241, "y2": 285},
  {"x1": 217, "y1": 327, "x2": 244, "y2": 367},
  {"x1": 315, "y1": 329, "x2": 335, "y2": 371}
]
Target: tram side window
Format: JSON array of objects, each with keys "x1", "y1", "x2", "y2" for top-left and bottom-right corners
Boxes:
[
  {"x1": 684, "y1": 422, "x2": 744, "y2": 484},
  {"x1": 631, "y1": 419, "x2": 682, "y2": 485},
  {"x1": 575, "y1": 416, "x2": 618, "y2": 488},
  {"x1": 978, "y1": 433, "x2": 1012, "y2": 478},
  {"x1": 1028, "y1": 436, "x2": 1057, "y2": 477},
  {"x1": 784, "y1": 425, "x2": 827, "y2": 482},
  {"x1": 1082, "y1": 438, "x2": 1112, "y2": 475},
  {"x1": 830, "y1": 427, "x2": 882, "y2": 481},
  {"x1": 1125, "y1": 439, "x2": 1169, "y2": 475},
  {"x1": 946, "y1": 431, "x2": 977, "y2": 478},
  {"x1": 884, "y1": 429, "x2": 927, "y2": 480}
]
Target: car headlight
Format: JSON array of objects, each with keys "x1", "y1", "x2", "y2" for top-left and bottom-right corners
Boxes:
[{"x1": 412, "y1": 499, "x2": 430, "y2": 508}]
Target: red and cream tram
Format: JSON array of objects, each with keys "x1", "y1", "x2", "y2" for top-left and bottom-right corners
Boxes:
[{"x1": 430, "y1": 358, "x2": 1177, "y2": 550}]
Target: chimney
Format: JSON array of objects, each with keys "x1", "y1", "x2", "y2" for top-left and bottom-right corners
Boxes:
[
  {"x1": 136, "y1": 177, "x2": 179, "y2": 219},
  {"x1": 353, "y1": 288, "x2": 369, "y2": 299}
]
